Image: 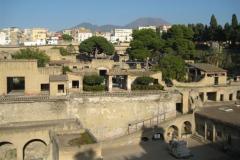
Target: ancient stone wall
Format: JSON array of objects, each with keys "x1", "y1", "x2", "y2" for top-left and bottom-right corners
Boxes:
[{"x1": 0, "y1": 94, "x2": 178, "y2": 141}]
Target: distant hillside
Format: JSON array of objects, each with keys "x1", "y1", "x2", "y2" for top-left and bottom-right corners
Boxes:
[
  {"x1": 69, "y1": 17, "x2": 170, "y2": 32},
  {"x1": 72, "y1": 23, "x2": 121, "y2": 32},
  {"x1": 125, "y1": 17, "x2": 170, "y2": 29}
]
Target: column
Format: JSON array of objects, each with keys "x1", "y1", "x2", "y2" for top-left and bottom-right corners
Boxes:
[
  {"x1": 194, "y1": 69, "x2": 198, "y2": 81},
  {"x1": 212, "y1": 124, "x2": 216, "y2": 142},
  {"x1": 127, "y1": 76, "x2": 132, "y2": 92},
  {"x1": 79, "y1": 77, "x2": 83, "y2": 92},
  {"x1": 17, "y1": 146, "x2": 23, "y2": 160},
  {"x1": 204, "y1": 121, "x2": 207, "y2": 141},
  {"x1": 216, "y1": 92, "x2": 221, "y2": 102},
  {"x1": 203, "y1": 92, "x2": 207, "y2": 102},
  {"x1": 232, "y1": 91, "x2": 237, "y2": 101},
  {"x1": 108, "y1": 76, "x2": 112, "y2": 92},
  {"x1": 182, "y1": 91, "x2": 189, "y2": 114}
]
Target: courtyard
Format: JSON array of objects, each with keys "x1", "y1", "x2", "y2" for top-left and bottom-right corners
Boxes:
[{"x1": 102, "y1": 138, "x2": 233, "y2": 160}]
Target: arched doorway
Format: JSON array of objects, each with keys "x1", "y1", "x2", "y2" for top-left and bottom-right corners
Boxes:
[
  {"x1": 181, "y1": 121, "x2": 192, "y2": 136},
  {"x1": 0, "y1": 141, "x2": 16, "y2": 160},
  {"x1": 23, "y1": 139, "x2": 48, "y2": 160},
  {"x1": 166, "y1": 125, "x2": 179, "y2": 140}
]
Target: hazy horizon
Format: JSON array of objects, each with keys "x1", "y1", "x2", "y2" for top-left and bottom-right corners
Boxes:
[{"x1": 1, "y1": 0, "x2": 240, "y2": 31}]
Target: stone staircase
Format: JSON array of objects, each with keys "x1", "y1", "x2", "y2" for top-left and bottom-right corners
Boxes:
[{"x1": 190, "y1": 133, "x2": 206, "y2": 144}]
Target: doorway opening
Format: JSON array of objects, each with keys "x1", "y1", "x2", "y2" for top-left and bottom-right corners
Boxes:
[{"x1": 7, "y1": 77, "x2": 25, "y2": 95}]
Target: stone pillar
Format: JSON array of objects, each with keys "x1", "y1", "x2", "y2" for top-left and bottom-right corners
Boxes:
[
  {"x1": 203, "y1": 92, "x2": 207, "y2": 102},
  {"x1": 216, "y1": 92, "x2": 221, "y2": 102},
  {"x1": 108, "y1": 76, "x2": 112, "y2": 92},
  {"x1": 182, "y1": 91, "x2": 189, "y2": 114},
  {"x1": 127, "y1": 76, "x2": 132, "y2": 92},
  {"x1": 204, "y1": 121, "x2": 207, "y2": 141},
  {"x1": 79, "y1": 78, "x2": 83, "y2": 93},
  {"x1": 212, "y1": 124, "x2": 216, "y2": 142},
  {"x1": 17, "y1": 145, "x2": 23, "y2": 160},
  {"x1": 232, "y1": 91, "x2": 237, "y2": 101},
  {"x1": 194, "y1": 69, "x2": 198, "y2": 81}
]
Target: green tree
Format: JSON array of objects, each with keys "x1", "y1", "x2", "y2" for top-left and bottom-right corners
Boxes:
[
  {"x1": 164, "y1": 25, "x2": 195, "y2": 59},
  {"x1": 129, "y1": 48, "x2": 151, "y2": 61},
  {"x1": 62, "y1": 34, "x2": 73, "y2": 41},
  {"x1": 230, "y1": 14, "x2": 239, "y2": 45},
  {"x1": 159, "y1": 54, "x2": 186, "y2": 81},
  {"x1": 128, "y1": 29, "x2": 165, "y2": 61},
  {"x1": 224, "y1": 23, "x2": 231, "y2": 42},
  {"x1": 79, "y1": 36, "x2": 114, "y2": 56},
  {"x1": 210, "y1": 14, "x2": 218, "y2": 29},
  {"x1": 209, "y1": 14, "x2": 218, "y2": 41},
  {"x1": 12, "y1": 48, "x2": 50, "y2": 67},
  {"x1": 231, "y1": 14, "x2": 238, "y2": 29},
  {"x1": 190, "y1": 23, "x2": 205, "y2": 42}
]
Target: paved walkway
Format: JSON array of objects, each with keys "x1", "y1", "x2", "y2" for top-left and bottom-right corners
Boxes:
[{"x1": 102, "y1": 138, "x2": 233, "y2": 160}]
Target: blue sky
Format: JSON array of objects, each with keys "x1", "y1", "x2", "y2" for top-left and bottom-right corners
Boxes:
[{"x1": 1, "y1": 0, "x2": 240, "y2": 31}]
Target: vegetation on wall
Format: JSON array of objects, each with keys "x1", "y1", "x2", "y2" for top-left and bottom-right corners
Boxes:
[
  {"x1": 12, "y1": 48, "x2": 50, "y2": 67},
  {"x1": 59, "y1": 44, "x2": 76, "y2": 56},
  {"x1": 62, "y1": 66, "x2": 72, "y2": 74}
]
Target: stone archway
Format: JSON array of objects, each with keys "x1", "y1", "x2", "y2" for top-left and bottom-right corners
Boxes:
[
  {"x1": 166, "y1": 125, "x2": 179, "y2": 140},
  {"x1": 23, "y1": 139, "x2": 48, "y2": 160},
  {"x1": 181, "y1": 121, "x2": 192, "y2": 136},
  {"x1": 0, "y1": 141, "x2": 17, "y2": 160}
]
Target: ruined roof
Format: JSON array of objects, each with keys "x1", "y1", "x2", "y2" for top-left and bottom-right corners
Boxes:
[
  {"x1": 107, "y1": 69, "x2": 158, "y2": 76},
  {"x1": 49, "y1": 75, "x2": 68, "y2": 82},
  {"x1": 195, "y1": 105, "x2": 240, "y2": 128},
  {"x1": 189, "y1": 63, "x2": 226, "y2": 73},
  {"x1": 49, "y1": 60, "x2": 70, "y2": 65}
]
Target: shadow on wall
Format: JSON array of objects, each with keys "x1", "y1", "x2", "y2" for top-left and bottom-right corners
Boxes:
[{"x1": 74, "y1": 149, "x2": 102, "y2": 160}]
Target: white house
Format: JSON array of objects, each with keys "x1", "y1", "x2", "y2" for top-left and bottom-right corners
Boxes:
[
  {"x1": 95, "y1": 32, "x2": 112, "y2": 41},
  {"x1": 47, "y1": 36, "x2": 58, "y2": 45},
  {"x1": 138, "y1": 26, "x2": 157, "y2": 31},
  {"x1": 159, "y1": 25, "x2": 172, "y2": 33},
  {"x1": 0, "y1": 32, "x2": 10, "y2": 45},
  {"x1": 24, "y1": 39, "x2": 46, "y2": 46},
  {"x1": 111, "y1": 29, "x2": 132, "y2": 43},
  {"x1": 77, "y1": 32, "x2": 92, "y2": 43}
]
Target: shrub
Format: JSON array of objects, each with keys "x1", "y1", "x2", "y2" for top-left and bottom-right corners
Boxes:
[
  {"x1": 83, "y1": 75, "x2": 104, "y2": 86},
  {"x1": 66, "y1": 44, "x2": 76, "y2": 54},
  {"x1": 134, "y1": 76, "x2": 155, "y2": 85},
  {"x1": 83, "y1": 85, "x2": 105, "y2": 91},
  {"x1": 59, "y1": 45, "x2": 76, "y2": 56},
  {"x1": 12, "y1": 48, "x2": 50, "y2": 67},
  {"x1": 59, "y1": 47, "x2": 68, "y2": 56},
  {"x1": 131, "y1": 84, "x2": 164, "y2": 90},
  {"x1": 62, "y1": 66, "x2": 72, "y2": 74}
]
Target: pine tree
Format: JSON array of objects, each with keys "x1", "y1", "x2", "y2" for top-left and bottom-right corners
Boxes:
[
  {"x1": 231, "y1": 14, "x2": 238, "y2": 29},
  {"x1": 210, "y1": 14, "x2": 218, "y2": 29}
]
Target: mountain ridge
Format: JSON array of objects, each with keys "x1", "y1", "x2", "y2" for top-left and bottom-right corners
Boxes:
[{"x1": 69, "y1": 17, "x2": 170, "y2": 32}]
